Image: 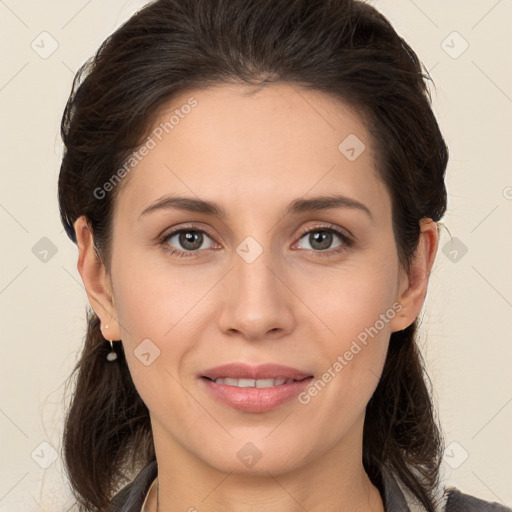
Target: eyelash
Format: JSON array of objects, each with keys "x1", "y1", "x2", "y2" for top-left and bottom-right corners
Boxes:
[{"x1": 158, "y1": 224, "x2": 354, "y2": 259}]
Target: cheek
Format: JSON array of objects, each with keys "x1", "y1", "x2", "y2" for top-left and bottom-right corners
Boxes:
[
  {"x1": 336, "y1": 275, "x2": 399, "y2": 346},
  {"x1": 111, "y1": 251, "x2": 211, "y2": 343},
  {"x1": 293, "y1": 250, "x2": 399, "y2": 341},
  {"x1": 294, "y1": 252, "x2": 398, "y2": 402},
  {"x1": 111, "y1": 258, "x2": 204, "y2": 422}
]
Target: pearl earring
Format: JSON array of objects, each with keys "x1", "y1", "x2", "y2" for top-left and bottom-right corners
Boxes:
[
  {"x1": 104, "y1": 324, "x2": 118, "y2": 362},
  {"x1": 106, "y1": 340, "x2": 118, "y2": 362}
]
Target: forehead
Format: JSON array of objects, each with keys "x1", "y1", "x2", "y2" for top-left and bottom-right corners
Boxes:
[{"x1": 114, "y1": 83, "x2": 390, "y2": 223}]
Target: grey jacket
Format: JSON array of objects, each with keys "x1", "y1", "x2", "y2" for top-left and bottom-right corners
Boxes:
[{"x1": 109, "y1": 458, "x2": 511, "y2": 512}]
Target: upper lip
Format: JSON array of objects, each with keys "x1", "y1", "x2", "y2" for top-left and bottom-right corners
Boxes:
[{"x1": 201, "y1": 363, "x2": 313, "y2": 381}]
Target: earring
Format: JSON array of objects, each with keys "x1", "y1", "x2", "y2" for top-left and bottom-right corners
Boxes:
[
  {"x1": 106, "y1": 340, "x2": 118, "y2": 361},
  {"x1": 104, "y1": 324, "x2": 118, "y2": 362}
]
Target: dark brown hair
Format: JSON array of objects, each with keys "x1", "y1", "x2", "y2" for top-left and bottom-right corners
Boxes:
[{"x1": 58, "y1": 0, "x2": 448, "y2": 510}]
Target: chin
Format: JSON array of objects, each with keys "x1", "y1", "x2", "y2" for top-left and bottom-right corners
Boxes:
[{"x1": 199, "y1": 438, "x2": 314, "y2": 477}]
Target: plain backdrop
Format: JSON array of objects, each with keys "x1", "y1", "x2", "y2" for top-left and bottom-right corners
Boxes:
[{"x1": 0, "y1": 0, "x2": 511, "y2": 510}]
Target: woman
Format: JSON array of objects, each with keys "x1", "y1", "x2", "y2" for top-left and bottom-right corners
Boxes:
[{"x1": 58, "y1": 0, "x2": 511, "y2": 511}]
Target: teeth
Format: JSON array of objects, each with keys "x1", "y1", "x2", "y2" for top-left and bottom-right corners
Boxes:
[{"x1": 211, "y1": 377, "x2": 295, "y2": 387}]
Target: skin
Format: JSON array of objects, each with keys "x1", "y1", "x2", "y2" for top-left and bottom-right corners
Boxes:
[{"x1": 74, "y1": 83, "x2": 439, "y2": 512}]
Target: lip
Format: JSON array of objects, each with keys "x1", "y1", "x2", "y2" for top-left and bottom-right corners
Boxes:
[
  {"x1": 199, "y1": 363, "x2": 314, "y2": 413},
  {"x1": 201, "y1": 362, "x2": 313, "y2": 381}
]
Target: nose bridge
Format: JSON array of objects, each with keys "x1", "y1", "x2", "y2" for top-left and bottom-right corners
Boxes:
[
  {"x1": 235, "y1": 239, "x2": 278, "y2": 299},
  {"x1": 217, "y1": 234, "x2": 294, "y2": 339}
]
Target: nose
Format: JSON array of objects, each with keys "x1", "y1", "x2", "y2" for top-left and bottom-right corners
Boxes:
[{"x1": 217, "y1": 244, "x2": 295, "y2": 342}]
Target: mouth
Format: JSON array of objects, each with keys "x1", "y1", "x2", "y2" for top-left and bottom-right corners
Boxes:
[
  {"x1": 202, "y1": 376, "x2": 312, "y2": 388},
  {"x1": 200, "y1": 362, "x2": 313, "y2": 381},
  {"x1": 199, "y1": 363, "x2": 314, "y2": 413}
]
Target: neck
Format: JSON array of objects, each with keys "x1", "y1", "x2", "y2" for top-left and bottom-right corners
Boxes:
[{"x1": 148, "y1": 415, "x2": 385, "y2": 512}]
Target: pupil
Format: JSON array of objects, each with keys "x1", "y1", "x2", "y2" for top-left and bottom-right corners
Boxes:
[
  {"x1": 180, "y1": 231, "x2": 202, "y2": 250},
  {"x1": 311, "y1": 231, "x2": 331, "y2": 250}
]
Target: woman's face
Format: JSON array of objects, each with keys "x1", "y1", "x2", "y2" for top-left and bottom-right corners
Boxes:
[{"x1": 98, "y1": 84, "x2": 414, "y2": 474}]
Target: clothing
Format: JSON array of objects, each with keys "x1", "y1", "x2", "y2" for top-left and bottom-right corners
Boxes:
[{"x1": 109, "y1": 457, "x2": 512, "y2": 512}]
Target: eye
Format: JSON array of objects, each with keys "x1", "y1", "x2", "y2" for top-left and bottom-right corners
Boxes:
[
  {"x1": 295, "y1": 225, "x2": 353, "y2": 256},
  {"x1": 159, "y1": 228, "x2": 216, "y2": 257},
  {"x1": 158, "y1": 224, "x2": 353, "y2": 259}
]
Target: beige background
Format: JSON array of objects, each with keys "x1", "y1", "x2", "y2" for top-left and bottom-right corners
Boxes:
[{"x1": 0, "y1": 0, "x2": 511, "y2": 510}]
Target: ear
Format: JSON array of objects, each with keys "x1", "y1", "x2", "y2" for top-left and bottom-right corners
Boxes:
[
  {"x1": 74, "y1": 216, "x2": 122, "y2": 341},
  {"x1": 390, "y1": 218, "x2": 439, "y2": 333}
]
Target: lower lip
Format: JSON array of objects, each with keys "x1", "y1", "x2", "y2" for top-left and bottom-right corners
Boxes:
[{"x1": 200, "y1": 377, "x2": 314, "y2": 413}]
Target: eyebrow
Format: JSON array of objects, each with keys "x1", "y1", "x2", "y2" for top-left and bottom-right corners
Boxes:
[{"x1": 138, "y1": 193, "x2": 374, "y2": 221}]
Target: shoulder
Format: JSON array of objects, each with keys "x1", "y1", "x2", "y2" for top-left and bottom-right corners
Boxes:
[
  {"x1": 381, "y1": 467, "x2": 511, "y2": 512},
  {"x1": 444, "y1": 487, "x2": 512, "y2": 512}
]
